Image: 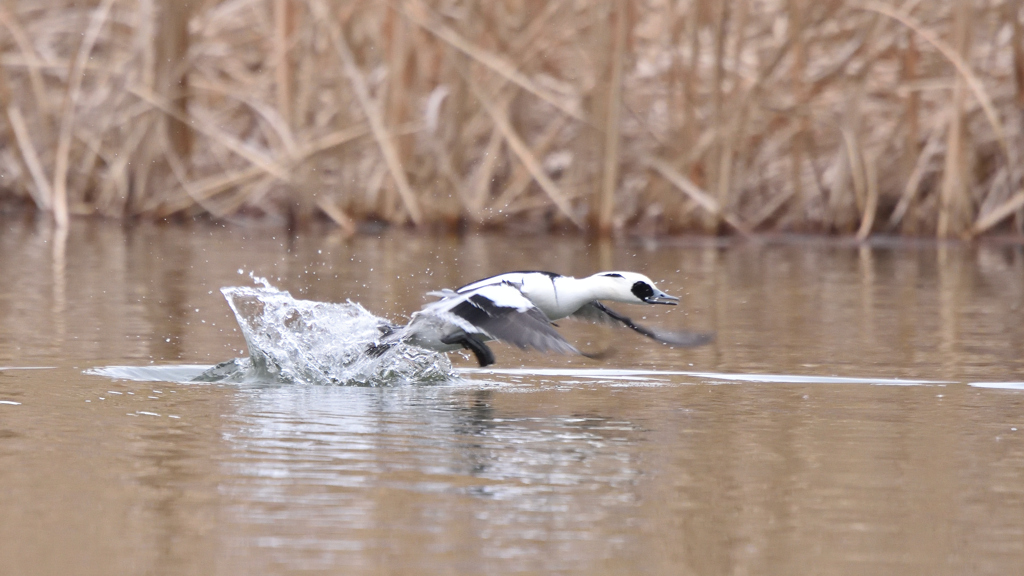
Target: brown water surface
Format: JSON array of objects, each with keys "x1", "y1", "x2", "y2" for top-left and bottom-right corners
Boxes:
[{"x1": 1, "y1": 221, "x2": 1023, "y2": 575}]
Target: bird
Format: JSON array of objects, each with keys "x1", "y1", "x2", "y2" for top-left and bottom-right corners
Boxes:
[{"x1": 370, "y1": 271, "x2": 713, "y2": 367}]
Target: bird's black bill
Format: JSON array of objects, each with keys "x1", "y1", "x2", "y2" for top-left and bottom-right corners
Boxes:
[{"x1": 645, "y1": 291, "x2": 679, "y2": 305}]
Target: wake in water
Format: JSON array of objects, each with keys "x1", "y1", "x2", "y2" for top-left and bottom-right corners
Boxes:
[
  {"x1": 193, "y1": 277, "x2": 455, "y2": 386},
  {"x1": 83, "y1": 278, "x2": 1024, "y2": 390}
]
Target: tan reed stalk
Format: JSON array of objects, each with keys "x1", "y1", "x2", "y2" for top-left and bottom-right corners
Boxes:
[
  {"x1": 841, "y1": 127, "x2": 867, "y2": 219},
  {"x1": 465, "y1": 73, "x2": 582, "y2": 228},
  {"x1": 597, "y1": 0, "x2": 627, "y2": 234},
  {"x1": 680, "y1": 0, "x2": 700, "y2": 152},
  {"x1": 646, "y1": 156, "x2": 749, "y2": 235},
  {"x1": 717, "y1": 0, "x2": 749, "y2": 222},
  {"x1": 1014, "y1": 0, "x2": 1024, "y2": 109},
  {"x1": 401, "y1": 0, "x2": 586, "y2": 124},
  {"x1": 969, "y1": 0, "x2": 1024, "y2": 235},
  {"x1": 487, "y1": 114, "x2": 568, "y2": 217},
  {"x1": 897, "y1": 31, "x2": 921, "y2": 232},
  {"x1": 274, "y1": 0, "x2": 294, "y2": 127},
  {"x1": 1013, "y1": 0, "x2": 1024, "y2": 234},
  {"x1": 856, "y1": 152, "x2": 879, "y2": 241},
  {"x1": 466, "y1": 124, "x2": 503, "y2": 221},
  {"x1": 748, "y1": 187, "x2": 796, "y2": 231},
  {"x1": 788, "y1": 0, "x2": 808, "y2": 229},
  {"x1": 311, "y1": 0, "x2": 423, "y2": 226},
  {"x1": 863, "y1": 2, "x2": 1007, "y2": 160},
  {"x1": 887, "y1": 116, "x2": 947, "y2": 232},
  {"x1": 6, "y1": 105, "x2": 53, "y2": 210},
  {"x1": 315, "y1": 195, "x2": 357, "y2": 236},
  {"x1": 937, "y1": 1, "x2": 971, "y2": 239},
  {"x1": 98, "y1": 115, "x2": 152, "y2": 216},
  {"x1": 154, "y1": 121, "x2": 373, "y2": 216},
  {"x1": 0, "y1": 6, "x2": 52, "y2": 125},
  {"x1": 974, "y1": 191, "x2": 1024, "y2": 236},
  {"x1": 157, "y1": 0, "x2": 192, "y2": 160},
  {"x1": 162, "y1": 126, "x2": 220, "y2": 217},
  {"x1": 706, "y1": 0, "x2": 729, "y2": 233},
  {"x1": 132, "y1": 88, "x2": 290, "y2": 180},
  {"x1": 52, "y1": 0, "x2": 116, "y2": 230},
  {"x1": 383, "y1": 3, "x2": 411, "y2": 169}
]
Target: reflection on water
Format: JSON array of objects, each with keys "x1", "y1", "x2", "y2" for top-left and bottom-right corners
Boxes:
[
  {"x1": 2, "y1": 220, "x2": 1024, "y2": 575},
  {"x1": 219, "y1": 385, "x2": 651, "y2": 573}
]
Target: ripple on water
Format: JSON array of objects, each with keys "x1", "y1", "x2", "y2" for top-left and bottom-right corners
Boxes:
[
  {"x1": 461, "y1": 368, "x2": 954, "y2": 387},
  {"x1": 969, "y1": 382, "x2": 1024, "y2": 390}
]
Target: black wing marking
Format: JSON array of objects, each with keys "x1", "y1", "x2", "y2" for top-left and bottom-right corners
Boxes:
[
  {"x1": 571, "y1": 302, "x2": 714, "y2": 348},
  {"x1": 448, "y1": 293, "x2": 578, "y2": 354},
  {"x1": 502, "y1": 270, "x2": 562, "y2": 278},
  {"x1": 456, "y1": 270, "x2": 563, "y2": 292}
]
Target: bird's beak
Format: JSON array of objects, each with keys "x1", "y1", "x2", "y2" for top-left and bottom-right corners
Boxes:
[{"x1": 646, "y1": 290, "x2": 679, "y2": 305}]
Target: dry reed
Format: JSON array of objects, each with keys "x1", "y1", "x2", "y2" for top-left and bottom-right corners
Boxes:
[{"x1": 0, "y1": 0, "x2": 1020, "y2": 237}]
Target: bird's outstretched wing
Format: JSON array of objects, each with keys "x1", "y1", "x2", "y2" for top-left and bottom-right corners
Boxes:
[
  {"x1": 571, "y1": 302, "x2": 714, "y2": 347},
  {"x1": 427, "y1": 284, "x2": 579, "y2": 354}
]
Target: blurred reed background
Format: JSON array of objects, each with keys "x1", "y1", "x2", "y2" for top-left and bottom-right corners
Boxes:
[{"x1": 0, "y1": 0, "x2": 1020, "y2": 237}]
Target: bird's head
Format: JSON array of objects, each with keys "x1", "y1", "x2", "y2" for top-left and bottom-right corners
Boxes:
[{"x1": 588, "y1": 272, "x2": 679, "y2": 305}]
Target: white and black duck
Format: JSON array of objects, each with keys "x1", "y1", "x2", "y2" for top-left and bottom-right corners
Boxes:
[{"x1": 370, "y1": 271, "x2": 713, "y2": 367}]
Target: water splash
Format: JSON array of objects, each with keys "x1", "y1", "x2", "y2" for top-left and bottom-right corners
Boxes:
[{"x1": 195, "y1": 278, "x2": 454, "y2": 386}]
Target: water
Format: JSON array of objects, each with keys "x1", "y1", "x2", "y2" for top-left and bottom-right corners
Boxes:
[
  {"x1": 197, "y1": 279, "x2": 452, "y2": 386},
  {"x1": 2, "y1": 220, "x2": 1024, "y2": 575}
]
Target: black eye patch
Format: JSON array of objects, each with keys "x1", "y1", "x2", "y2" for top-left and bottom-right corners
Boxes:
[{"x1": 631, "y1": 281, "x2": 654, "y2": 300}]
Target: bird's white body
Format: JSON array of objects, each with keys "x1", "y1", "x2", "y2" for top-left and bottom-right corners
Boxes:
[{"x1": 457, "y1": 271, "x2": 674, "y2": 320}]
